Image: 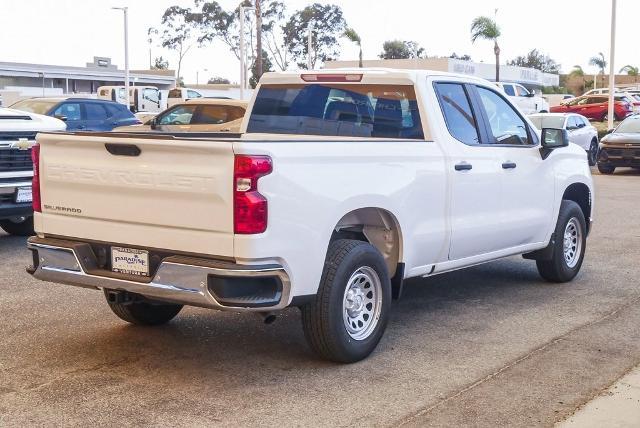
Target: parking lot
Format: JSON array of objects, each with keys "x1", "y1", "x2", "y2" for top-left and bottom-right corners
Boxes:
[{"x1": 0, "y1": 169, "x2": 637, "y2": 427}]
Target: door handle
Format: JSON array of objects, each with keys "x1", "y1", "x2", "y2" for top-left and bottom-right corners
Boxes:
[
  {"x1": 502, "y1": 162, "x2": 517, "y2": 169},
  {"x1": 454, "y1": 162, "x2": 473, "y2": 171}
]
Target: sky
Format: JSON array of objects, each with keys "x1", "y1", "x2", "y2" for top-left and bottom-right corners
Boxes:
[{"x1": 1, "y1": 0, "x2": 637, "y2": 85}]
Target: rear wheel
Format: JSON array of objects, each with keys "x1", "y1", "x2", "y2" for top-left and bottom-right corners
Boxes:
[
  {"x1": 104, "y1": 290, "x2": 182, "y2": 326},
  {"x1": 587, "y1": 139, "x2": 598, "y2": 166},
  {"x1": 301, "y1": 239, "x2": 391, "y2": 363},
  {"x1": 0, "y1": 217, "x2": 34, "y2": 236},
  {"x1": 536, "y1": 200, "x2": 587, "y2": 283},
  {"x1": 597, "y1": 163, "x2": 615, "y2": 174}
]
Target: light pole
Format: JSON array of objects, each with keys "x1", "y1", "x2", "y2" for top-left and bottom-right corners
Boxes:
[
  {"x1": 607, "y1": 0, "x2": 617, "y2": 129},
  {"x1": 239, "y1": 6, "x2": 255, "y2": 100},
  {"x1": 112, "y1": 7, "x2": 130, "y2": 108},
  {"x1": 307, "y1": 21, "x2": 314, "y2": 70},
  {"x1": 197, "y1": 68, "x2": 208, "y2": 85}
]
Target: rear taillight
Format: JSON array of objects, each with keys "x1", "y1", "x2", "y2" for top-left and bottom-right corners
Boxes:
[
  {"x1": 234, "y1": 155, "x2": 272, "y2": 234},
  {"x1": 31, "y1": 144, "x2": 41, "y2": 212}
]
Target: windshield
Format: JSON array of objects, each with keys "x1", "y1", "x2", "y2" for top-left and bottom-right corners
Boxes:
[
  {"x1": 616, "y1": 116, "x2": 640, "y2": 133},
  {"x1": 529, "y1": 116, "x2": 565, "y2": 130},
  {"x1": 10, "y1": 99, "x2": 57, "y2": 115},
  {"x1": 247, "y1": 83, "x2": 424, "y2": 139}
]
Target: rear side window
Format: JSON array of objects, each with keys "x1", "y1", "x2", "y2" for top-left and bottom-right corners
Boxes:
[
  {"x1": 195, "y1": 105, "x2": 245, "y2": 124},
  {"x1": 434, "y1": 83, "x2": 479, "y2": 145},
  {"x1": 168, "y1": 89, "x2": 182, "y2": 98},
  {"x1": 157, "y1": 105, "x2": 197, "y2": 125},
  {"x1": 247, "y1": 84, "x2": 424, "y2": 139},
  {"x1": 85, "y1": 103, "x2": 108, "y2": 121},
  {"x1": 502, "y1": 84, "x2": 516, "y2": 96}
]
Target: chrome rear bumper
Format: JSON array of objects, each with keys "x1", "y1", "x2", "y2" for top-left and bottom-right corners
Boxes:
[{"x1": 27, "y1": 237, "x2": 291, "y2": 312}]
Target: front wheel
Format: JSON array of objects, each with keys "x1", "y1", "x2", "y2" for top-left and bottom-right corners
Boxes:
[
  {"x1": 587, "y1": 139, "x2": 598, "y2": 166},
  {"x1": 104, "y1": 290, "x2": 183, "y2": 326},
  {"x1": 301, "y1": 239, "x2": 391, "y2": 363},
  {"x1": 0, "y1": 217, "x2": 34, "y2": 236},
  {"x1": 536, "y1": 200, "x2": 587, "y2": 283},
  {"x1": 597, "y1": 163, "x2": 615, "y2": 174}
]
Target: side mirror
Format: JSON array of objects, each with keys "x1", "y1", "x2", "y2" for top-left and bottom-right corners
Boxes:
[
  {"x1": 525, "y1": 92, "x2": 535, "y2": 98},
  {"x1": 54, "y1": 115, "x2": 68, "y2": 122},
  {"x1": 540, "y1": 128, "x2": 569, "y2": 159},
  {"x1": 149, "y1": 118, "x2": 158, "y2": 130}
]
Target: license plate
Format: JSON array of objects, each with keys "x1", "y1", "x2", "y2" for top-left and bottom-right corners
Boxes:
[
  {"x1": 15, "y1": 187, "x2": 32, "y2": 203},
  {"x1": 111, "y1": 247, "x2": 149, "y2": 276}
]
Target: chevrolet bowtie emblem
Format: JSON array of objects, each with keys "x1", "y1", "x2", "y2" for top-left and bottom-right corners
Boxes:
[{"x1": 10, "y1": 139, "x2": 31, "y2": 151}]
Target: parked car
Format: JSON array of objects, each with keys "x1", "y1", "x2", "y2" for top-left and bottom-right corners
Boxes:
[
  {"x1": 581, "y1": 89, "x2": 640, "y2": 113},
  {"x1": 166, "y1": 87, "x2": 205, "y2": 108},
  {"x1": 9, "y1": 98, "x2": 140, "y2": 131},
  {"x1": 583, "y1": 88, "x2": 621, "y2": 96},
  {"x1": 495, "y1": 82, "x2": 549, "y2": 114},
  {"x1": 597, "y1": 114, "x2": 640, "y2": 174},
  {"x1": 0, "y1": 108, "x2": 65, "y2": 236},
  {"x1": 550, "y1": 95, "x2": 633, "y2": 121},
  {"x1": 529, "y1": 113, "x2": 599, "y2": 165},
  {"x1": 27, "y1": 69, "x2": 593, "y2": 363},
  {"x1": 114, "y1": 99, "x2": 247, "y2": 133}
]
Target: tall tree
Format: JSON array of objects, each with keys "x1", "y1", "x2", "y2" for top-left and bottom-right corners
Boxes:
[
  {"x1": 159, "y1": 6, "x2": 195, "y2": 85},
  {"x1": 569, "y1": 65, "x2": 585, "y2": 77},
  {"x1": 378, "y1": 40, "x2": 425, "y2": 60},
  {"x1": 620, "y1": 64, "x2": 639, "y2": 83},
  {"x1": 283, "y1": 3, "x2": 347, "y2": 69},
  {"x1": 250, "y1": 50, "x2": 274, "y2": 87},
  {"x1": 208, "y1": 76, "x2": 231, "y2": 84},
  {"x1": 589, "y1": 52, "x2": 607, "y2": 87},
  {"x1": 450, "y1": 52, "x2": 472, "y2": 61},
  {"x1": 470, "y1": 16, "x2": 501, "y2": 82},
  {"x1": 152, "y1": 56, "x2": 169, "y2": 70},
  {"x1": 507, "y1": 49, "x2": 560, "y2": 74},
  {"x1": 344, "y1": 27, "x2": 362, "y2": 68}
]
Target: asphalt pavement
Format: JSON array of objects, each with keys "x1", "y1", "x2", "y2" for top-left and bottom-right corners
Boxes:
[{"x1": 1, "y1": 168, "x2": 639, "y2": 427}]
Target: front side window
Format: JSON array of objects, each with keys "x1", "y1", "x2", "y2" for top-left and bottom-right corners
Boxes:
[
  {"x1": 168, "y1": 89, "x2": 182, "y2": 98},
  {"x1": 157, "y1": 105, "x2": 197, "y2": 125},
  {"x1": 53, "y1": 102, "x2": 82, "y2": 121},
  {"x1": 247, "y1": 83, "x2": 424, "y2": 139},
  {"x1": 515, "y1": 85, "x2": 530, "y2": 97},
  {"x1": 194, "y1": 105, "x2": 245, "y2": 124},
  {"x1": 434, "y1": 83, "x2": 479, "y2": 145},
  {"x1": 476, "y1": 86, "x2": 530, "y2": 145}
]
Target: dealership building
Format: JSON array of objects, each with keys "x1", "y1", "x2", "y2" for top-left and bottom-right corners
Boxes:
[
  {"x1": 0, "y1": 56, "x2": 176, "y2": 103},
  {"x1": 325, "y1": 57, "x2": 560, "y2": 90}
]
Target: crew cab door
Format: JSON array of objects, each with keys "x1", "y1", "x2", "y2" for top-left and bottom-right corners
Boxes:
[{"x1": 472, "y1": 85, "x2": 554, "y2": 247}]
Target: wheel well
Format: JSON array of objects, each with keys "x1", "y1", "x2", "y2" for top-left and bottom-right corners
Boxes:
[
  {"x1": 563, "y1": 183, "x2": 591, "y2": 233},
  {"x1": 330, "y1": 208, "x2": 402, "y2": 277}
]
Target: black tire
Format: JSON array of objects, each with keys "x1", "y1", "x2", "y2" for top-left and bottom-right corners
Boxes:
[
  {"x1": 0, "y1": 217, "x2": 34, "y2": 236},
  {"x1": 536, "y1": 200, "x2": 587, "y2": 283},
  {"x1": 104, "y1": 290, "x2": 182, "y2": 326},
  {"x1": 597, "y1": 163, "x2": 615, "y2": 174},
  {"x1": 587, "y1": 139, "x2": 598, "y2": 166},
  {"x1": 601, "y1": 112, "x2": 608, "y2": 122},
  {"x1": 301, "y1": 239, "x2": 391, "y2": 363}
]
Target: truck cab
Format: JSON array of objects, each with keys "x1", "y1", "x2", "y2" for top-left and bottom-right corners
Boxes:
[{"x1": 97, "y1": 86, "x2": 162, "y2": 113}]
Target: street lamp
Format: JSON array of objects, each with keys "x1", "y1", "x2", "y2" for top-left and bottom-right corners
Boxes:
[
  {"x1": 197, "y1": 68, "x2": 208, "y2": 85},
  {"x1": 112, "y1": 7, "x2": 130, "y2": 108},
  {"x1": 239, "y1": 6, "x2": 255, "y2": 99},
  {"x1": 607, "y1": 0, "x2": 617, "y2": 129}
]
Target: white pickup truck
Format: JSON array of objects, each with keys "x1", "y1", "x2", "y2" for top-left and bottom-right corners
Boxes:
[
  {"x1": 27, "y1": 69, "x2": 593, "y2": 362},
  {"x1": 496, "y1": 82, "x2": 550, "y2": 114}
]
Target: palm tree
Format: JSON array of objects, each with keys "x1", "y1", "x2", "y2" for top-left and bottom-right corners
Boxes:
[
  {"x1": 569, "y1": 65, "x2": 585, "y2": 77},
  {"x1": 589, "y1": 52, "x2": 607, "y2": 87},
  {"x1": 470, "y1": 16, "x2": 501, "y2": 82},
  {"x1": 620, "y1": 64, "x2": 639, "y2": 83},
  {"x1": 344, "y1": 28, "x2": 362, "y2": 68}
]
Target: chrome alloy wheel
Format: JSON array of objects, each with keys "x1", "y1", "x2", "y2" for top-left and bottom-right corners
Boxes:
[
  {"x1": 342, "y1": 266, "x2": 383, "y2": 341},
  {"x1": 563, "y1": 217, "x2": 583, "y2": 268}
]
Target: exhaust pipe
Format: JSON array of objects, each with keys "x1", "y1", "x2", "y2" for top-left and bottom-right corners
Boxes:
[{"x1": 258, "y1": 311, "x2": 277, "y2": 325}]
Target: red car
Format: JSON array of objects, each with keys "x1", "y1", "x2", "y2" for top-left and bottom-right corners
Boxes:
[{"x1": 550, "y1": 95, "x2": 633, "y2": 121}]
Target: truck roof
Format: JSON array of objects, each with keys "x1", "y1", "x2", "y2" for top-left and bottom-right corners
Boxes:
[{"x1": 259, "y1": 67, "x2": 490, "y2": 86}]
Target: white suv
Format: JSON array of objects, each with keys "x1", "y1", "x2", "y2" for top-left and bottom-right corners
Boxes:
[{"x1": 496, "y1": 82, "x2": 549, "y2": 114}]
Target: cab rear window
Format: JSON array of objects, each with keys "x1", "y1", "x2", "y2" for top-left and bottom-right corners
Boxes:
[{"x1": 247, "y1": 84, "x2": 424, "y2": 139}]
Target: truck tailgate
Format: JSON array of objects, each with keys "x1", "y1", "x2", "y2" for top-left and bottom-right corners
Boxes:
[{"x1": 35, "y1": 132, "x2": 235, "y2": 257}]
